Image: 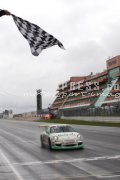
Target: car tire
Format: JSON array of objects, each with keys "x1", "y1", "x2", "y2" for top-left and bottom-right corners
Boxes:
[
  {"x1": 40, "y1": 136, "x2": 44, "y2": 148},
  {"x1": 48, "y1": 138, "x2": 52, "y2": 150}
]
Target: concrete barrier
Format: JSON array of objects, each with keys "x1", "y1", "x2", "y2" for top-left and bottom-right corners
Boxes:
[{"x1": 14, "y1": 116, "x2": 41, "y2": 121}]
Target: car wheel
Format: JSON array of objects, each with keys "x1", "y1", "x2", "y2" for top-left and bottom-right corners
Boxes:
[
  {"x1": 40, "y1": 136, "x2": 44, "y2": 148},
  {"x1": 48, "y1": 138, "x2": 52, "y2": 150}
]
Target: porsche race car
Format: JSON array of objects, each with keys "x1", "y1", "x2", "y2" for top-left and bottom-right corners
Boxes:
[{"x1": 40, "y1": 124, "x2": 84, "y2": 150}]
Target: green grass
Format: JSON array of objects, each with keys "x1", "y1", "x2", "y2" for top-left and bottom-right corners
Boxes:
[{"x1": 39, "y1": 118, "x2": 120, "y2": 127}]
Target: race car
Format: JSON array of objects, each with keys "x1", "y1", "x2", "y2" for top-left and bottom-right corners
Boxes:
[{"x1": 39, "y1": 124, "x2": 84, "y2": 150}]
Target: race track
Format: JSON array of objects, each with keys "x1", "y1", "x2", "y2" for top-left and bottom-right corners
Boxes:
[{"x1": 0, "y1": 119, "x2": 120, "y2": 180}]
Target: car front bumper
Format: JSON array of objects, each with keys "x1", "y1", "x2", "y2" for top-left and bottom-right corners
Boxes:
[{"x1": 51, "y1": 142, "x2": 84, "y2": 150}]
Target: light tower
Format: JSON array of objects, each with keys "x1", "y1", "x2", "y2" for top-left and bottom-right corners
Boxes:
[{"x1": 36, "y1": 89, "x2": 42, "y2": 114}]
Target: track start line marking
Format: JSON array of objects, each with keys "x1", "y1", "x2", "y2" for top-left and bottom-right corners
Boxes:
[
  {"x1": 0, "y1": 149, "x2": 24, "y2": 180},
  {"x1": 3, "y1": 154, "x2": 120, "y2": 166}
]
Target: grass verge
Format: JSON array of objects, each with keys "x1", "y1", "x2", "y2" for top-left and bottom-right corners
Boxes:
[{"x1": 39, "y1": 118, "x2": 120, "y2": 127}]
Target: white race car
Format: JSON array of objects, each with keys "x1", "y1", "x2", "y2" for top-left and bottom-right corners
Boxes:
[{"x1": 40, "y1": 124, "x2": 84, "y2": 150}]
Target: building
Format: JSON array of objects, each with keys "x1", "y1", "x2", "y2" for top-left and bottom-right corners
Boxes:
[
  {"x1": 3, "y1": 110, "x2": 13, "y2": 119},
  {"x1": 51, "y1": 55, "x2": 120, "y2": 117}
]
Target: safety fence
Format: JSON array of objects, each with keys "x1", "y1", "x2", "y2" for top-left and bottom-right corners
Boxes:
[{"x1": 58, "y1": 102, "x2": 120, "y2": 117}]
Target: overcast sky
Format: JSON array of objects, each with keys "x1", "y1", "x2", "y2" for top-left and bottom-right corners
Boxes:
[{"x1": 1, "y1": 0, "x2": 120, "y2": 113}]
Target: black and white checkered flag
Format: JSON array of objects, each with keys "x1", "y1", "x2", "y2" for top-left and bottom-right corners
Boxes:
[{"x1": 12, "y1": 14, "x2": 65, "y2": 56}]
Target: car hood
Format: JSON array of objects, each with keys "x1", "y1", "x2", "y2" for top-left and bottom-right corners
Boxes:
[{"x1": 50, "y1": 132, "x2": 80, "y2": 140}]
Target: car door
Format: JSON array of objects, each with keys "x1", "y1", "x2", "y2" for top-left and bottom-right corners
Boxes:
[{"x1": 43, "y1": 127, "x2": 50, "y2": 146}]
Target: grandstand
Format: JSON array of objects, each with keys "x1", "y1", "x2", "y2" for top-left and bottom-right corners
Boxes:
[{"x1": 51, "y1": 55, "x2": 120, "y2": 117}]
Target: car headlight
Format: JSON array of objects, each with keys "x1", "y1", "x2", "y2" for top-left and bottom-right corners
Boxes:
[
  {"x1": 77, "y1": 134, "x2": 83, "y2": 140},
  {"x1": 53, "y1": 136, "x2": 59, "y2": 142}
]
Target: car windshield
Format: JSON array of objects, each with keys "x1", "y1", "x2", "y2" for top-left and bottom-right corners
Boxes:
[{"x1": 50, "y1": 126, "x2": 76, "y2": 133}]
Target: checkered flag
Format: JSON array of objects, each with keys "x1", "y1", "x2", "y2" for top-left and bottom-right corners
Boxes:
[
  {"x1": 12, "y1": 14, "x2": 65, "y2": 56},
  {"x1": 0, "y1": 9, "x2": 11, "y2": 17}
]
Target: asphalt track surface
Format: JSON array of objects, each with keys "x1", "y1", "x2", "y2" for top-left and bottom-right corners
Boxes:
[{"x1": 0, "y1": 119, "x2": 120, "y2": 180}]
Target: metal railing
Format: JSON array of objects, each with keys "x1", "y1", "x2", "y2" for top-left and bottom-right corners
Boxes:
[{"x1": 58, "y1": 102, "x2": 120, "y2": 117}]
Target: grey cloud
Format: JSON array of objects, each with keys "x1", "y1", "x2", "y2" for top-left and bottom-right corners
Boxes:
[
  {"x1": 59, "y1": 41, "x2": 107, "y2": 77},
  {"x1": 1, "y1": 0, "x2": 120, "y2": 113},
  {"x1": 102, "y1": 23, "x2": 120, "y2": 57}
]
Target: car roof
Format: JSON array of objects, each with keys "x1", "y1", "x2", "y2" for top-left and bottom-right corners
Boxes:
[
  {"x1": 39, "y1": 124, "x2": 70, "y2": 129},
  {"x1": 48, "y1": 124, "x2": 68, "y2": 127}
]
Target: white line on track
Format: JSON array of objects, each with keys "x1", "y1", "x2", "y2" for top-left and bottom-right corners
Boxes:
[
  {"x1": 0, "y1": 149, "x2": 24, "y2": 180},
  {"x1": 0, "y1": 128, "x2": 38, "y2": 145},
  {"x1": 4, "y1": 154, "x2": 120, "y2": 166},
  {"x1": 97, "y1": 174, "x2": 120, "y2": 178},
  {"x1": 60, "y1": 174, "x2": 120, "y2": 179},
  {"x1": 0, "y1": 128, "x2": 27, "y2": 142}
]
